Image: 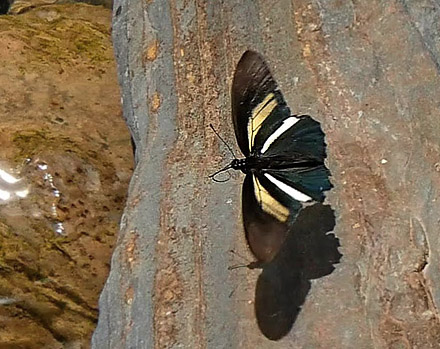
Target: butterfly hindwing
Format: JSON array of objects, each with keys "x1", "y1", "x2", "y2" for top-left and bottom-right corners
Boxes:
[
  {"x1": 232, "y1": 51, "x2": 291, "y2": 156},
  {"x1": 242, "y1": 167, "x2": 329, "y2": 262},
  {"x1": 242, "y1": 174, "x2": 295, "y2": 263}
]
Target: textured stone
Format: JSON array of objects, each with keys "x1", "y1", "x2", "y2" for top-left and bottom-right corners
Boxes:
[{"x1": 94, "y1": 0, "x2": 440, "y2": 348}]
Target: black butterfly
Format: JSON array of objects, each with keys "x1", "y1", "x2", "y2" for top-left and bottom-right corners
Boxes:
[{"x1": 229, "y1": 50, "x2": 332, "y2": 264}]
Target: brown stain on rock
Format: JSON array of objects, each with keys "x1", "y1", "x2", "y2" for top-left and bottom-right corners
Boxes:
[
  {"x1": 150, "y1": 92, "x2": 161, "y2": 114},
  {"x1": 123, "y1": 230, "x2": 139, "y2": 272},
  {"x1": 125, "y1": 286, "x2": 134, "y2": 305},
  {"x1": 145, "y1": 39, "x2": 159, "y2": 62},
  {"x1": 152, "y1": 0, "x2": 230, "y2": 347},
  {"x1": 153, "y1": 205, "x2": 184, "y2": 349},
  {"x1": 292, "y1": 2, "x2": 352, "y2": 122}
]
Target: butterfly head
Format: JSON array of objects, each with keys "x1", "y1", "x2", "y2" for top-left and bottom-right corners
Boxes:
[
  {"x1": 230, "y1": 158, "x2": 249, "y2": 174},
  {"x1": 209, "y1": 158, "x2": 250, "y2": 183}
]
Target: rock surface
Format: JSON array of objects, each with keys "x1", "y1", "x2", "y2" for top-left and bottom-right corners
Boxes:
[
  {"x1": 94, "y1": 0, "x2": 440, "y2": 348},
  {"x1": 0, "y1": 4, "x2": 132, "y2": 348}
]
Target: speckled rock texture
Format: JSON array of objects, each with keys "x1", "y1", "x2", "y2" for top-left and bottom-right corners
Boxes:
[{"x1": 93, "y1": 0, "x2": 440, "y2": 348}]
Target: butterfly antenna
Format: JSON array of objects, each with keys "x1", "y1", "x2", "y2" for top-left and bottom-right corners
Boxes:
[
  {"x1": 209, "y1": 124, "x2": 236, "y2": 159},
  {"x1": 208, "y1": 163, "x2": 232, "y2": 182}
]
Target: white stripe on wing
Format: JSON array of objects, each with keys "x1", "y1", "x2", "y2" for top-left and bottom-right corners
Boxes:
[
  {"x1": 261, "y1": 116, "x2": 300, "y2": 154},
  {"x1": 264, "y1": 173, "x2": 312, "y2": 202}
]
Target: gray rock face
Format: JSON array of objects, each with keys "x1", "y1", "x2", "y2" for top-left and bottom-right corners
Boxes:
[{"x1": 93, "y1": 0, "x2": 440, "y2": 347}]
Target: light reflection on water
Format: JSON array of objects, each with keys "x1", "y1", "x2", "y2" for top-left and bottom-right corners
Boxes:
[
  {"x1": 39, "y1": 162, "x2": 66, "y2": 235},
  {"x1": 0, "y1": 159, "x2": 66, "y2": 235},
  {"x1": 0, "y1": 165, "x2": 29, "y2": 202}
]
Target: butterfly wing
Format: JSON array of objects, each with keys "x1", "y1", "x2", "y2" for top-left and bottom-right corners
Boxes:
[
  {"x1": 258, "y1": 114, "x2": 332, "y2": 203},
  {"x1": 256, "y1": 114, "x2": 327, "y2": 160},
  {"x1": 231, "y1": 51, "x2": 291, "y2": 156},
  {"x1": 264, "y1": 165, "x2": 332, "y2": 203},
  {"x1": 242, "y1": 173, "x2": 297, "y2": 263},
  {"x1": 243, "y1": 165, "x2": 331, "y2": 263}
]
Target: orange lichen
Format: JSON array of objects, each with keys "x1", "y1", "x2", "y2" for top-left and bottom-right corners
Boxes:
[
  {"x1": 150, "y1": 92, "x2": 161, "y2": 113},
  {"x1": 144, "y1": 39, "x2": 159, "y2": 62}
]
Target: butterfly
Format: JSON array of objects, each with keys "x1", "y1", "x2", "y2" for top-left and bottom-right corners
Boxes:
[{"x1": 228, "y1": 50, "x2": 332, "y2": 264}]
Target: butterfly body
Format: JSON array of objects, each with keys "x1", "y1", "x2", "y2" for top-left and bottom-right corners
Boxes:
[
  {"x1": 231, "y1": 155, "x2": 323, "y2": 174},
  {"x1": 230, "y1": 51, "x2": 332, "y2": 264}
]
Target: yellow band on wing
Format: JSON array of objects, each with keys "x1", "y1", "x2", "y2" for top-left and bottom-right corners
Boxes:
[
  {"x1": 253, "y1": 175, "x2": 289, "y2": 222},
  {"x1": 248, "y1": 93, "x2": 278, "y2": 151}
]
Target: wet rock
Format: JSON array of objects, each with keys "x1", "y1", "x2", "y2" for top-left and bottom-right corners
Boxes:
[
  {"x1": 0, "y1": 4, "x2": 132, "y2": 348},
  {"x1": 8, "y1": 0, "x2": 112, "y2": 15}
]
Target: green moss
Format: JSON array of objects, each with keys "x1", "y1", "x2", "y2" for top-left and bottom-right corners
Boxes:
[
  {"x1": 0, "y1": 4, "x2": 112, "y2": 68},
  {"x1": 12, "y1": 130, "x2": 79, "y2": 159}
]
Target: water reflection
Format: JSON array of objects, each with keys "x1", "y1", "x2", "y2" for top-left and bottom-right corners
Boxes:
[
  {"x1": 38, "y1": 162, "x2": 66, "y2": 235},
  {"x1": 254, "y1": 203, "x2": 341, "y2": 340},
  {"x1": 0, "y1": 159, "x2": 66, "y2": 235},
  {"x1": 0, "y1": 166, "x2": 29, "y2": 202}
]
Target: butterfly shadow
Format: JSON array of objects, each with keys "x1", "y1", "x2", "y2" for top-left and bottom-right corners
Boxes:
[{"x1": 254, "y1": 203, "x2": 341, "y2": 341}]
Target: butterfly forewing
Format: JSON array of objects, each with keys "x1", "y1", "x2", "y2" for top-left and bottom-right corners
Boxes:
[{"x1": 231, "y1": 51, "x2": 291, "y2": 156}]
